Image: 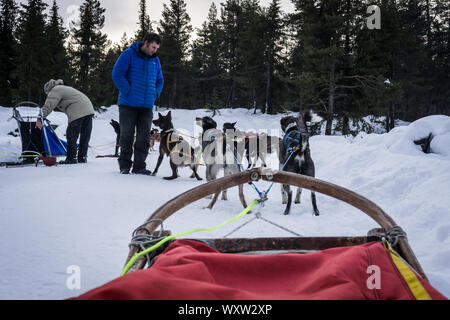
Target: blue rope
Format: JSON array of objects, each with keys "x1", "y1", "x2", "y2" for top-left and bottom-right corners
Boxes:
[
  {"x1": 227, "y1": 144, "x2": 263, "y2": 197},
  {"x1": 264, "y1": 148, "x2": 298, "y2": 196},
  {"x1": 225, "y1": 138, "x2": 298, "y2": 202}
]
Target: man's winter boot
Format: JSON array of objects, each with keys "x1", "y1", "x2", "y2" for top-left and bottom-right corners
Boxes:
[
  {"x1": 132, "y1": 168, "x2": 152, "y2": 176},
  {"x1": 59, "y1": 158, "x2": 78, "y2": 165}
]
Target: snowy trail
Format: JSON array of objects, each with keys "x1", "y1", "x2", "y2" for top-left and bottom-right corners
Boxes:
[{"x1": 0, "y1": 106, "x2": 449, "y2": 299}]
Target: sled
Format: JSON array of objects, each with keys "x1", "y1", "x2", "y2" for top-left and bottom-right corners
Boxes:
[
  {"x1": 7, "y1": 101, "x2": 67, "y2": 166},
  {"x1": 75, "y1": 169, "x2": 447, "y2": 300}
]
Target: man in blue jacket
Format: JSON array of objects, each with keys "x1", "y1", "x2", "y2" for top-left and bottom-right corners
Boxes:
[{"x1": 112, "y1": 33, "x2": 164, "y2": 175}]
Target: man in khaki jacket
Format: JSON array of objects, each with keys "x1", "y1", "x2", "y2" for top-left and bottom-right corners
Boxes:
[{"x1": 36, "y1": 79, "x2": 95, "y2": 164}]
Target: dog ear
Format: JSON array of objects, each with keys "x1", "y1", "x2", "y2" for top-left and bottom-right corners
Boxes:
[{"x1": 167, "y1": 111, "x2": 172, "y2": 119}]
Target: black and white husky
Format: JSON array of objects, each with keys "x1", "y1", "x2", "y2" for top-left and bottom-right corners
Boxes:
[
  {"x1": 195, "y1": 116, "x2": 248, "y2": 210},
  {"x1": 279, "y1": 110, "x2": 322, "y2": 216}
]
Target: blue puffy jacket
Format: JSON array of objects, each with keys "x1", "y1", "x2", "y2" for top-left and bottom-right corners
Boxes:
[{"x1": 112, "y1": 42, "x2": 164, "y2": 109}]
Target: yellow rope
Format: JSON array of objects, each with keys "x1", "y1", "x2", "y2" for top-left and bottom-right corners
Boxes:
[
  {"x1": 121, "y1": 199, "x2": 260, "y2": 276},
  {"x1": 0, "y1": 154, "x2": 39, "y2": 158},
  {"x1": 383, "y1": 241, "x2": 432, "y2": 300}
]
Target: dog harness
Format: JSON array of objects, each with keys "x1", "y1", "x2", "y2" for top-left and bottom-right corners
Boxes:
[
  {"x1": 163, "y1": 129, "x2": 192, "y2": 159},
  {"x1": 203, "y1": 129, "x2": 219, "y2": 149},
  {"x1": 283, "y1": 129, "x2": 302, "y2": 153}
]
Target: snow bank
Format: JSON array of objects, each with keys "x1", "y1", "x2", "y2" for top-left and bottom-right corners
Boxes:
[{"x1": 354, "y1": 115, "x2": 450, "y2": 158}]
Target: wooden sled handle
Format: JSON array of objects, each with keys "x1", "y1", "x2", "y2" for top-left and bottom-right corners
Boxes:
[
  {"x1": 124, "y1": 168, "x2": 427, "y2": 280},
  {"x1": 14, "y1": 101, "x2": 41, "y2": 108}
]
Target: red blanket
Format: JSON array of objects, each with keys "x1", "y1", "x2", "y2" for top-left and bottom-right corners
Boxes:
[{"x1": 73, "y1": 240, "x2": 446, "y2": 300}]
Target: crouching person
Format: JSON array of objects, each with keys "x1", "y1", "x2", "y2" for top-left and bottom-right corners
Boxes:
[{"x1": 36, "y1": 79, "x2": 95, "y2": 164}]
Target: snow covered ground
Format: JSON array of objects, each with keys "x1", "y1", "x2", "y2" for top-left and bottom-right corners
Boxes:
[{"x1": 0, "y1": 105, "x2": 449, "y2": 300}]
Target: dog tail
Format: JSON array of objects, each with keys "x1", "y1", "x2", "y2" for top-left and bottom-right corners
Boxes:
[{"x1": 303, "y1": 110, "x2": 323, "y2": 124}]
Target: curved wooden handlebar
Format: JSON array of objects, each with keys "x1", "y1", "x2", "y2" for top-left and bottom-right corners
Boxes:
[
  {"x1": 15, "y1": 101, "x2": 41, "y2": 108},
  {"x1": 124, "y1": 168, "x2": 426, "y2": 279}
]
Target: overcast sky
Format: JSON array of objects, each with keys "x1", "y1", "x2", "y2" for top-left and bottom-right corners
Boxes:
[{"x1": 28, "y1": 0, "x2": 296, "y2": 44}]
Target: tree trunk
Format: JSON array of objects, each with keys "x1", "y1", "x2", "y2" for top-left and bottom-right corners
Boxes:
[
  {"x1": 171, "y1": 73, "x2": 178, "y2": 108},
  {"x1": 265, "y1": 48, "x2": 272, "y2": 114},
  {"x1": 425, "y1": 0, "x2": 431, "y2": 49},
  {"x1": 385, "y1": 112, "x2": 391, "y2": 133},
  {"x1": 253, "y1": 86, "x2": 257, "y2": 114},
  {"x1": 231, "y1": 77, "x2": 235, "y2": 109},
  {"x1": 27, "y1": 60, "x2": 32, "y2": 102},
  {"x1": 342, "y1": 115, "x2": 349, "y2": 136},
  {"x1": 325, "y1": 55, "x2": 335, "y2": 136},
  {"x1": 389, "y1": 103, "x2": 395, "y2": 131},
  {"x1": 226, "y1": 81, "x2": 233, "y2": 109}
]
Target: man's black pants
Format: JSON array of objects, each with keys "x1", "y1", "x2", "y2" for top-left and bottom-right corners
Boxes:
[
  {"x1": 66, "y1": 114, "x2": 93, "y2": 161},
  {"x1": 118, "y1": 105, "x2": 153, "y2": 172}
]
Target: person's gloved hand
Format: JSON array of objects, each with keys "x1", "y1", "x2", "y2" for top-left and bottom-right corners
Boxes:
[{"x1": 36, "y1": 119, "x2": 43, "y2": 130}]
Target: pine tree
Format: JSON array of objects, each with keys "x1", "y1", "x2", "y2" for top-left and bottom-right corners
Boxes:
[
  {"x1": 15, "y1": 0, "x2": 50, "y2": 104},
  {"x1": 96, "y1": 42, "x2": 121, "y2": 107},
  {"x1": 428, "y1": 0, "x2": 450, "y2": 116},
  {"x1": 119, "y1": 32, "x2": 131, "y2": 51},
  {"x1": 290, "y1": 0, "x2": 391, "y2": 134},
  {"x1": 157, "y1": 0, "x2": 193, "y2": 108},
  {"x1": 391, "y1": 0, "x2": 450, "y2": 120},
  {"x1": 221, "y1": 0, "x2": 242, "y2": 109},
  {"x1": 237, "y1": 0, "x2": 265, "y2": 111},
  {"x1": 68, "y1": 0, "x2": 108, "y2": 103},
  {"x1": 352, "y1": 1, "x2": 404, "y2": 128},
  {"x1": 94, "y1": 32, "x2": 131, "y2": 107},
  {"x1": 262, "y1": 0, "x2": 284, "y2": 114},
  {"x1": 289, "y1": 0, "x2": 347, "y2": 134},
  {"x1": 134, "y1": 0, "x2": 152, "y2": 42},
  {"x1": 0, "y1": 0, "x2": 18, "y2": 106},
  {"x1": 191, "y1": 2, "x2": 225, "y2": 109},
  {"x1": 46, "y1": 0, "x2": 69, "y2": 82},
  {"x1": 395, "y1": 0, "x2": 430, "y2": 120}
]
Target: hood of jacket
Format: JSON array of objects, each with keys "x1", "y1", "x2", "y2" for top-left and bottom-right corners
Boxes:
[{"x1": 44, "y1": 79, "x2": 64, "y2": 94}]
